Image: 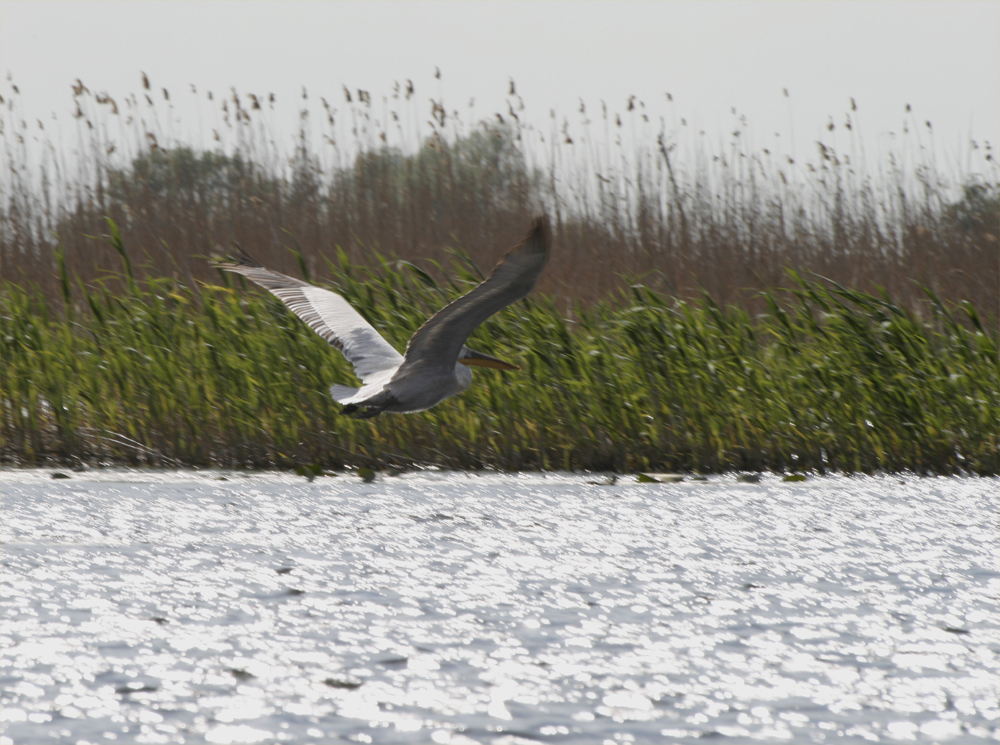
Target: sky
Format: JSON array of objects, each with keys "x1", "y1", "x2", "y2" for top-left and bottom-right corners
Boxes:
[{"x1": 1, "y1": 0, "x2": 998, "y2": 177}]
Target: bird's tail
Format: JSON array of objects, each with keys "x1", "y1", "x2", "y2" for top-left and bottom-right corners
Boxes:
[{"x1": 330, "y1": 384, "x2": 360, "y2": 403}]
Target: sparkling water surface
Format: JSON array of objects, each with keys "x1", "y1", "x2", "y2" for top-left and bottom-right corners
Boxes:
[{"x1": 1, "y1": 470, "x2": 997, "y2": 744}]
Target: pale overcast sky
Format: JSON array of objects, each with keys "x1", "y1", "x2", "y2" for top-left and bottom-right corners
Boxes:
[{"x1": 1, "y1": 0, "x2": 998, "y2": 174}]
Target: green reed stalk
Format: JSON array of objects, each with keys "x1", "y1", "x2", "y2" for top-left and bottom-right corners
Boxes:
[{"x1": 2, "y1": 247, "x2": 996, "y2": 473}]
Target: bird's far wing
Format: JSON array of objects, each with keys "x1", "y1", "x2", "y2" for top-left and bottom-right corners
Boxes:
[
  {"x1": 211, "y1": 247, "x2": 403, "y2": 383},
  {"x1": 399, "y1": 215, "x2": 550, "y2": 375}
]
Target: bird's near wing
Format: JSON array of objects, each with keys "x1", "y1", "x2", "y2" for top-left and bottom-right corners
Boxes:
[
  {"x1": 399, "y1": 215, "x2": 550, "y2": 376},
  {"x1": 211, "y1": 247, "x2": 403, "y2": 383}
]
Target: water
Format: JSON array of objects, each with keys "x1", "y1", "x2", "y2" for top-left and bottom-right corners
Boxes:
[{"x1": 1, "y1": 470, "x2": 996, "y2": 745}]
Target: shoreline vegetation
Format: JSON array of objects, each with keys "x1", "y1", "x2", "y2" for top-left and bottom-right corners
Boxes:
[
  {"x1": 1, "y1": 77, "x2": 997, "y2": 473},
  {"x1": 2, "y1": 241, "x2": 996, "y2": 474}
]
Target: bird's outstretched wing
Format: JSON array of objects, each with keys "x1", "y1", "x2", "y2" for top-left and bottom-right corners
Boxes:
[
  {"x1": 211, "y1": 247, "x2": 403, "y2": 383},
  {"x1": 399, "y1": 215, "x2": 550, "y2": 376}
]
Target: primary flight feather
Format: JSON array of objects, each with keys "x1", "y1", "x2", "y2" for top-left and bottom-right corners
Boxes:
[{"x1": 211, "y1": 216, "x2": 550, "y2": 418}]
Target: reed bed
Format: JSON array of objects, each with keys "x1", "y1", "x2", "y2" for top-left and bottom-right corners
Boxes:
[
  {"x1": 2, "y1": 233, "x2": 996, "y2": 473},
  {"x1": 2, "y1": 76, "x2": 998, "y2": 316},
  {"x1": 2, "y1": 77, "x2": 997, "y2": 473}
]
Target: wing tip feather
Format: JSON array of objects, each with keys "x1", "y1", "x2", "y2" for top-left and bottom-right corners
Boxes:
[
  {"x1": 209, "y1": 242, "x2": 264, "y2": 271},
  {"x1": 521, "y1": 213, "x2": 551, "y2": 255},
  {"x1": 487, "y1": 214, "x2": 551, "y2": 276}
]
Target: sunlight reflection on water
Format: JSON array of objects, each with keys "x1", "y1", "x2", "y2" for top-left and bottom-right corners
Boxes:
[{"x1": 1, "y1": 470, "x2": 997, "y2": 744}]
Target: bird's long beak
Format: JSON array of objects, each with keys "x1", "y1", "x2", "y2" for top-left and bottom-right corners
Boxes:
[{"x1": 458, "y1": 349, "x2": 520, "y2": 371}]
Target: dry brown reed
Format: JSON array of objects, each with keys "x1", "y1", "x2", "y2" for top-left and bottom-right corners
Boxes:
[{"x1": 1, "y1": 76, "x2": 997, "y2": 317}]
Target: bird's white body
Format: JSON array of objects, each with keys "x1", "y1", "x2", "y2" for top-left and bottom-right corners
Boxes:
[
  {"x1": 212, "y1": 218, "x2": 549, "y2": 418},
  {"x1": 330, "y1": 361, "x2": 472, "y2": 414}
]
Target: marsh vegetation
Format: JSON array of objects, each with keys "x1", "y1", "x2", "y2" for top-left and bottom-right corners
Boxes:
[{"x1": 1, "y1": 76, "x2": 997, "y2": 472}]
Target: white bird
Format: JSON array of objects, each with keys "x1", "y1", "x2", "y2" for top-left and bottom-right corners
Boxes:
[{"x1": 211, "y1": 216, "x2": 550, "y2": 418}]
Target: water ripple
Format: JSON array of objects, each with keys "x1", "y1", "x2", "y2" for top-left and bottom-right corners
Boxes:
[{"x1": 2, "y1": 471, "x2": 997, "y2": 743}]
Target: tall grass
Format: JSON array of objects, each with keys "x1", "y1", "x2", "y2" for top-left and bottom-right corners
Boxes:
[
  {"x1": 2, "y1": 232, "x2": 996, "y2": 474},
  {"x1": 2, "y1": 77, "x2": 996, "y2": 473},
  {"x1": 2, "y1": 76, "x2": 997, "y2": 316}
]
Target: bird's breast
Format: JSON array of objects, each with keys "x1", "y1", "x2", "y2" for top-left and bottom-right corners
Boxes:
[{"x1": 384, "y1": 365, "x2": 469, "y2": 413}]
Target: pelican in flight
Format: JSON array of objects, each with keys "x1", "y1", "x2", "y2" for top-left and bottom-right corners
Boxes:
[{"x1": 212, "y1": 216, "x2": 550, "y2": 418}]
